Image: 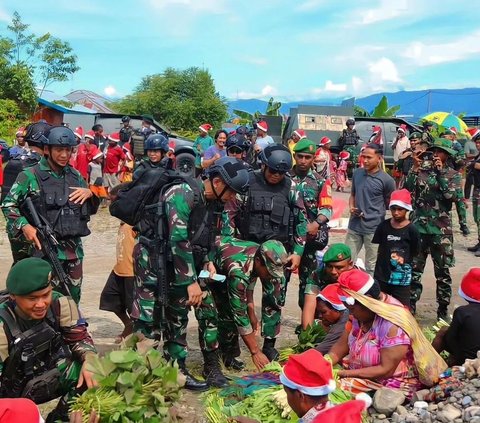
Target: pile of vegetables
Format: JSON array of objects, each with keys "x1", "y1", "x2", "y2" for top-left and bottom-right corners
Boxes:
[
  {"x1": 70, "y1": 335, "x2": 185, "y2": 423},
  {"x1": 422, "y1": 318, "x2": 450, "y2": 342},
  {"x1": 279, "y1": 321, "x2": 326, "y2": 362}
]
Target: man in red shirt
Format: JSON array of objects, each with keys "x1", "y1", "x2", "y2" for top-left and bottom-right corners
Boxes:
[{"x1": 103, "y1": 132, "x2": 125, "y2": 193}]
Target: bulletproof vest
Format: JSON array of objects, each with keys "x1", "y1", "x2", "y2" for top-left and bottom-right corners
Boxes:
[
  {"x1": 187, "y1": 200, "x2": 224, "y2": 270},
  {"x1": 0, "y1": 153, "x2": 41, "y2": 202},
  {"x1": 236, "y1": 170, "x2": 292, "y2": 243},
  {"x1": 119, "y1": 126, "x2": 132, "y2": 144},
  {"x1": 0, "y1": 305, "x2": 70, "y2": 402},
  {"x1": 31, "y1": 164, "x2": 91, "y2": 239},
  {"x1": 343, "y1": 129, "x2": 358, "y2": 146}
]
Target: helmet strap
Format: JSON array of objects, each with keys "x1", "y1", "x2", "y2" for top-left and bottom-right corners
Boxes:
[{"x1": 210, "y1": 176, "x2": 228, "y2": 201}]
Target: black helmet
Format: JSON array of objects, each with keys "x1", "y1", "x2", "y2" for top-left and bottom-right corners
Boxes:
[
  {"x1": 346, "y1": 118, "x2": 355, "y2": 126},
  {"x1": 208, "y1": 157, "x2": 250, "y2": 194},
  {"x1": 226, "y1": 134, "x2": 247, "y2": 151},
  {"x1": 235, "y1": 125, "x2": 248, "y2": 136},
  {"x1": 121, "y1": 116, "x2": 130, "y2": 123},
  {"x1": 259, "y1": 144, "x2": 292, "y2": 172},
  {"x1": 145, "y1": 133, "x2": 169, "y2": 152},
  {"x1": 23, "y1": 121, "x2": 52, "y2": 147},
  {"x1": 46, "y1": 126, "x2": 76, "y2": 147}
]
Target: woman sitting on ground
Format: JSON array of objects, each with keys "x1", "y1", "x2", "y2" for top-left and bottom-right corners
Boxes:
[
  {"x1": 313, "y1": 284, "x2": 351, "y2": 355},
  {"x1": 327, "y1": 269, "x2": 446, "y2": 397}
]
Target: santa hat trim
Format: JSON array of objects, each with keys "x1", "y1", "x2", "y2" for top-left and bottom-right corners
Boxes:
[
  {"x1": 458, "y1": 286, "x2": 480, "y2": 304},
  {"x1": 339, "y1": 276, "x2": 374, "y2": 305},
  {"x1": 317, "y1": 293, "x2": 346, "y2": 311},
  {"x1": 389, "y1": 200, "x2": 413, "y2": 212},
  {"x1": 92, "y1": 152, "x2": 103, "y2": 160},
  {"x1": 293, "y1": 130, "x2": 307, "y2": 139},
  {"x1": 280, "y1": 372, "x2": 336, "y2": 396},
  {"x1": 199, "y1": 126, "x2": 209, "y2": 133},
  {"x1": 257, "y1": 122, "x2": 268, "y2": 132},
  {"x1": 85, "y1": 134, "x2": 95, "y2": 140}
]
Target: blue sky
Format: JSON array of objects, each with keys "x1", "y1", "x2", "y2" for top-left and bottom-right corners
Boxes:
[{"x1": 1, "y1": 0, "x2": 479, "y2": 101}]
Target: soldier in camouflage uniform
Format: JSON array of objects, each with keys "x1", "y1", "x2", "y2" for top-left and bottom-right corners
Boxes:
[
  {"x1": 339, "y1": 118, "x2": 360, "y2": 168},
  {"x1": 404, "y1": 138, "x2": 463, "y2": 320},
  {"x1": 209, "y1": 238, "x2": 288, "y2": 370},
  {"x1": 290, "y1": 139, "x2": 333, "y2": 309},
  {"x1": 130, "y1": 156, "x2": 250, "y2": 390},
  {"x1": 1, "y1": 127, "x2": 99, "y2": 303},
  {"x1": 0, "y1": 258, "x2": 97, "y2": 423},
  {"x1": 301, "y1": 243, "x2": 354, "y2": 329},
  {"x1": 223, "y1": 144, "x2": 307, "y2": 359}
]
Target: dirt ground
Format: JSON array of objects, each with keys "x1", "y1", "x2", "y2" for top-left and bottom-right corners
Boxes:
[{"x1": 0, "y1": 189, "x2": 476, "y2": 421}]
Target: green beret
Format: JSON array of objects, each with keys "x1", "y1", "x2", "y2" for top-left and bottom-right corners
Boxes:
[
  {"x1": 409, "y1": 132, "x2": 422, "y2": 140},
  {"x1": 259, "y1": 240, "x2": 288, "y2": 279},
  {"x1": 293, "y1": 139, "x2": 316, "y2": 154},
  {"x1": 7, "y1": 258, "x2": 52, "y2": 295},
  {"x1": 428, "y1": 138, "x2": 456, "y2": 156},
  {"x1": 323, "y1": 243, "x2": 351, "y2": 263}
]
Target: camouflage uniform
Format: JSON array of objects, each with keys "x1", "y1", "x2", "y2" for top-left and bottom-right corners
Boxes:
[
  {"x1": 1, "y1": 158, "x2": 91, "y2": 303},
  {"x1": 209, "y1": 238, "x2": 287, "y2": 355},
  {"x1": 404, "y1": 162, "x2": 463, "y2": 311},
  {"x1": 0, "y1": 291, "x2": 96, "y2": 404},
  {"x1": 290, "y1": 166, "x2": 332, "y2": 308},
  {"x1": 131, "y1": 182, "x2": 220, "y2": 361}
]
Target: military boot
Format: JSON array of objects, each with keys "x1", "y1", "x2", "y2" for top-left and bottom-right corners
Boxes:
[
  {"x1": 46, "y1": 397, "x2": 70, "y2": 423},
  {"x1": 262, "y1": 338, "x2": 279, "y2": 361},
  {"x1": 437, "y1": 304, "x2": 450, "y2": 323},
  {"x1": 177, "y1": 359, "x2": 208, "y2": 391},
  {"x1": 460, "y1": 223, "x2": 470, "y2": 236},
  {"x1": 468, "y1": 241, "x2": 480, "y2": 252},
  {"x1": 203, "y1": 350, "x2": 229, "y2": 388},
  {"x1": 222, "y1": 355, "x2": 246, "y2": 371}
]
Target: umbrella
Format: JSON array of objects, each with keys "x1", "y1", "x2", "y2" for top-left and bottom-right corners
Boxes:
[{"x1": 421, "y1": 112, "x2": 469, "y2": 136}]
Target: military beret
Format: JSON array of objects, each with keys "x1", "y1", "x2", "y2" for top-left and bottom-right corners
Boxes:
[
  {"x1": 409, "y1": 132, "x2": 422, "y2": 140},
  {"x1": 6, "y1": 258, "x2": 52, "y2": 295},
  {"x1": 323, "y1": 243, "x2": 352, "y2": 263},
  {"x1": 293, "y1": 139, "x2": 316, "y2": 154},
  {"x1": 259, "y1": 240, "x2": 288, "y2": 279}
]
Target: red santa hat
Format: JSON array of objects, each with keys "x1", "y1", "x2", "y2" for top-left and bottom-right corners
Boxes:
[
  {"x1": 199, "y1": 123, "x2": 213, "y2": 133},
  {"x1": 449, "y1": 126, "x2": 457, "y2": 134},
  {"x1": 459, "y1": 268, "x2": 480, "y2": 303},
  {"x1": 317, "y1": 283, "x2": 346, "y2": 311},
  {"x1": 85, "y1": 130, "x2": 95, "y2": 140},
  {"x1": 0, "y1": 398, "x2": 43, "y2": 423},
  {"x1": 467, "y1": 128, "x2": 480, "y2": 140},
  {"x1": 92, "y1": 150, "x2": 103, "y2": 160},
  {"x1": 397, "y1": 124, "x2": 407, "y2": 133},
  {"x1": 257, "y1": 120, "x2": 268, "y2": 132},
  {"x1": 74, "y1": 126, "x2": 84, "y2": 139},
  {"x1": 389, "y1": 189, "x2": 413, "y2": 212},
  {"x1": 320, "y1": 136, "x2": 332, "y2": 146},
  {"x1": 168, "y1": 140, "x2": 176, "y2": 152},
  {"x1": 15, "y1": 127, "x2": 25, "y2": 136},
  {"x1": 280, "y1": 349, "x2": 336, "y2": 396},
  {"x1": 108, "y1": 132, "x2": 121, "y2": 142},
  {"x1": 372, "y1": 125, "x2": 381, "y2": 135},
  {"x1": 312, "y1": 394, "x2": 372, "y2": 423},
  {"x1": 293, "y1": 129, "x2": 307, "y2": 139},
  {"x1": 337, "y1": 269, "x2": 375, "y2": 305},
  {"x1": 339, "y1": 151, "x2": 350, "y2": 160}
]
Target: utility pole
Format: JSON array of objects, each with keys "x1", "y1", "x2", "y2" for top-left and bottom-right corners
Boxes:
[{"x1": 427, "y1": 90, "x2": 431, "y2": 113}]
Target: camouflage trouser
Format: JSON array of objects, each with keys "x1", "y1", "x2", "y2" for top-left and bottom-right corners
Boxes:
[
  {"x1": 298, "y1": 243, "x2": 318, "y2": 310},
  {"x1": 51, "y1": 258, "x2": 83, "y2": 304},
  {"x1": 344, "y1": 146, "x2": 358, "y2": 169},
  {"x1": 410, "y1": 234, "x2": 455, "y2": 308},
  {"x1": 456, "y1": 198, "x2": 467, "y2": 226},
  {"x1": 254, "y1": 275, "x2": 286, "y2": 339},
  {"x1": 472, "y1": 188, "x2": 480, "y2": 239},
  {"x1": 131, "y1": 242, "x2": 219, "y2": 360},
  {"x1": 7, "y1": 234, "x2": 33, "y2": 264}
]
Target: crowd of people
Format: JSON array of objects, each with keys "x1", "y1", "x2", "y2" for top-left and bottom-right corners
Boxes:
[{"x1": 0, "y1": 115, "x2": 480, "y2": 422}]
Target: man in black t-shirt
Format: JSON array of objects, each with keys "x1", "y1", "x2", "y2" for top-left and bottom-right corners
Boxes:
[{"x1": 372, "y1": 189, "x2": 419, "y2": 307}]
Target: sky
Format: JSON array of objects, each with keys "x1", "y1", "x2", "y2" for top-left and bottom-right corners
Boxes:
[{"x1": 1, "y1": 0, "x2": 479, "y2": 102}]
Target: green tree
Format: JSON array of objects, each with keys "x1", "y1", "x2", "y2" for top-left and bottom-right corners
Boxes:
[
  {"x1": 111, "y1": 67, "x2": 228, "y2": 135},
  {"x1": 0, "y1": 99, "x2": 26, "y2": 142},
  {"x1": 353, "y1": 95, "x2": 400, "y2": 117}
]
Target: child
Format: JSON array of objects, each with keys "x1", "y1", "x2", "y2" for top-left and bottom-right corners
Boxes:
[
  {"x1": 433, "y1": 268, "x2": 480, "y2": 366},
  {"x1": 87, "y1": 151, "x2": 108, "y2": 202},
  {"x1": 335, "y1": 151, "x2": 349, "y2": 192},
  {"x1": 100, "y1": 183, "x2": 135, "y2": 342},
  {"x1": 372, "y1": 189, "x2": 419, "y2": 307}
]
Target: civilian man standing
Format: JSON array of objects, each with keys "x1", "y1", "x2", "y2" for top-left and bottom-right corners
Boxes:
[{"x1": 345, "y1": 143, "x2": 395, "y2": 275}]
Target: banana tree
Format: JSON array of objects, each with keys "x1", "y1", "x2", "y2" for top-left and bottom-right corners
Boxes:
[
  {"x1": 232, "y1": 97, "x2": 282, "y2": 124},
  {"x1": 354, "y1": 95, "x2": 400, "y2": 118}
]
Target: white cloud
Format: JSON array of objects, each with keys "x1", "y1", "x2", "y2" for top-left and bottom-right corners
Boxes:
[
  {"x1": 352, "y1": 76, "x2": 364, "y2": 93},
  {"x1": 236, "y1": 85, "x2": 278, "y2": 99},
  {"x1": 261, "y1": 85, "x2": 278, "y2": 96},
  {"x1": 147, "y1": 0, "x2": 228, "y2": 14},
  {"x1": 360, "y1": 0, "x2": 409, "y2": 25},
  {"x1": 103, "y1": 86, "x2": 117, "y2": 97},
  {"x1": 312, "y1": 80, "x2": 348, "y2": 94},
  {"x1": 0, "y1": 6, "x2": 10, "y2": 22},
  {"x1": 296, "y1": 0, "x2": 327, "y2": 12},
  {"x1": 368, "y1": 57, "x2": 401, "y2": 83},
  {"x1": 403, "y1": 30, "x2": 480, "y2": 66},
  {"x1": 238, "y1": 56, "x2": 268, "y2": 66}
]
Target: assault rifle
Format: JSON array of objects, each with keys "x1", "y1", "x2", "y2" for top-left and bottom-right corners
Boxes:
[{"x1": 22, "y1": 197, "x2": 73, "y2": 297}]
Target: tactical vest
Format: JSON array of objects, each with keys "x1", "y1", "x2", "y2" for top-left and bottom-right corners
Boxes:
[
  {"x1": 236, "y1": 170, "x2": 293, "y2": 243},
  {"x1": 188, "y1": 200, "x2": 224, "y2": 270},
  {"x1": 0, "y1": 153, "x2": 41, "y2": 203},
  {"x1": 119, "y1": 126, "x2": 133, "y2": 144},
  {"x1": 0, "y1": 305, "x2": 70, "y2": 402},
  {"x1": 342, "y1": 129, "x2": 359, "y2": 146},
  {"x1": 31, "y1": 164, "x2": 91, "y2": 239}
]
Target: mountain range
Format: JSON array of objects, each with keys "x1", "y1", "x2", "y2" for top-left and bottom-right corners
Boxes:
[{"x1": 227, "y1": 88, "x2": 480, "y2": 119}]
